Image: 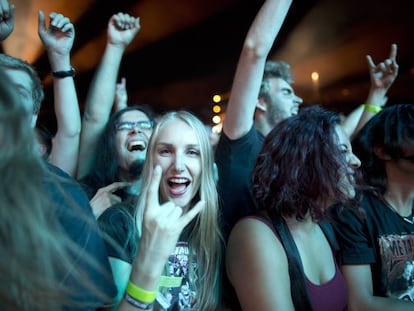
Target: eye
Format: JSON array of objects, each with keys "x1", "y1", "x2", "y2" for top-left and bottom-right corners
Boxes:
[
  {"x1": 158, "y1": 148, "x2": 171, "y2": 155},
  {"x1": 187, "y1": 148, "x2": 200, "y2": 156},
  {"x1": 17, "y1": 86, "x2": 31, "y2": 100},
  {"x1": 116, "y1": 122, "x2": 132, "y2": 131},
  {"x1": 339, "y1": 144, "x2": 349, "y2": 153},
  {"x1": 138, "y1": 121, "x2": 153, "y2": 130}
]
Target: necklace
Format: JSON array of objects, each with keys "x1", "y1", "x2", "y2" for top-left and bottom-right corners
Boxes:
[{"x1": 381, "y1": 196, "x2": 414, "y2": 225}]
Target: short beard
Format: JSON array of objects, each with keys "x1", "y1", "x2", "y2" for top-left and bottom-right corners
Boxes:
[{"x1": 128, "y1": 159, "x2": 145, "y2": 180}]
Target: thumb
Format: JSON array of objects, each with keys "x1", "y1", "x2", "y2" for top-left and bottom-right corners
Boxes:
[
  {"x1": 37, "y1": 10, "x2": 46, "y2": 34},
  {"x1": 9, "y1": 4, "x2": 15, "y2": 21}
]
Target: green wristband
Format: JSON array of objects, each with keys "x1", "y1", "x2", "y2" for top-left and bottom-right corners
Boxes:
[
  {"x1": 363, "y1": 104, "x2": 382, "y2": 113},
  {"x1": 126, "y1": 281, "x2": 157, "y2": 303}
]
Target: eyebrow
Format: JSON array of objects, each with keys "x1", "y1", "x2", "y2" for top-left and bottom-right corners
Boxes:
[
  {"x1": 15, "y1": 83, "x2": 30, "y2": 92},
  {"x1": 281, "y1": 87, "x2": 293, "y2": 93},
  {"x1": 119, "y1": 120, "x2": 150, "y2": 123},
  {"x1": 156, "y1": 142, "x2": 200, "y2": 148}
]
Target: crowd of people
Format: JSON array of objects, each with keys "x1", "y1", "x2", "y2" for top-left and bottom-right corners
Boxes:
[{"x1": 1, "y1": 0, "x2": 412, "y2": 310}]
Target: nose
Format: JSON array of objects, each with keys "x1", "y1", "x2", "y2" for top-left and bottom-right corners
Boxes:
[
  {"x1": 349, "y1": 153, "x2": 361, "y2": 169},
  {"x1": 294, "y1": 94, "x2": 303, "y2": 106},
  {"x1": 173, "y1": 154, "x2": 185, "y2": 173},
  {"x1": 129, "y1": 125, "x2": 142, "y2": 134}
]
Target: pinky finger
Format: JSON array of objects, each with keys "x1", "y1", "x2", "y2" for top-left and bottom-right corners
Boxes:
[{"x1": 179, "y1": 200, "x2": 205, "y2": 229}]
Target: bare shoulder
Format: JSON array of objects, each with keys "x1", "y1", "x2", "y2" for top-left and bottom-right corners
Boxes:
[
  {"x1": 226, "y1": 217, "x2": 293, "y2": 310},
  {"x1": 226, "y1": 217, "x2": 288, "y2": 276}
]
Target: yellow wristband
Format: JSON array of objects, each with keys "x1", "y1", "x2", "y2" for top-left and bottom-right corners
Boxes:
[
  {"x1": 126, "y1": 281, "x2": 157, "y2": 303},
  {"x1": 363, "y1": 104, "x2": 382, "y2": 113}
]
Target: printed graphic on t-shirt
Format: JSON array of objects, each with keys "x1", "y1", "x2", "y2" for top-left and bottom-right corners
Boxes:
[
  {"x1": 156, "y1": 241, "x2": 197, "y2": 310},
  {"x1": 379, "y1": 233, "x2": 414, "y2": 301}
]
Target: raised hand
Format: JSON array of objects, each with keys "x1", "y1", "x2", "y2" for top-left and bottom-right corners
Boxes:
[
  {"x1": 0, "y1": 0, "x2": 15, "y2": 41},
  {"x1": 38, "y1": 11, "x2": 75, "y2": 57},
  {"x1": 366, "y1": 43, "x2": 399, "y2": 94},
  {"x1": 107, "y1": 12, "x2": 140, "y2": 48},
  {"x1": 140, "y1": 165, "x2": 205, "y2": 262},
  {"x1": 89, "y1": 181, "x2": 130, "y2": 218}
]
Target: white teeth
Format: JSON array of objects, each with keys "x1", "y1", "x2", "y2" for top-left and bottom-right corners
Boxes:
[
  {"x1": 169, "y1": 178, "x2": 188, "y2": 184},
  {"x1": 128, "y1": 140, "x2": 146, "y2": 151}
]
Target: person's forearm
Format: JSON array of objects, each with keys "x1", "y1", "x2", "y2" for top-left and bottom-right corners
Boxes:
[
  {"x1": 49, "y1": 51, "x2": 80, "y2": 137},
  {"x1": 349, "y1": 295, "x2": 414, "y2": 311},
  {"x1": 78, "y1": 43, "x2": 126, "y2": 178},
  {"x1": 48, "y1": 51, "x2": 81, "y2": 177},
  {"x1": 117, "y1": 242, "x2": 168, "y2": 311},
  {"x1": 224, "y1": 0, "x2": 293, "y2": 138},
  {"x1": 83, "y1": 43, "x2": 126, "y2": 123}
]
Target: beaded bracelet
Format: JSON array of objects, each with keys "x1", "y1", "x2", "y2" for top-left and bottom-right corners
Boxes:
[{"x1": 363, "y1": 104, "x2": 383, "y2": 113}]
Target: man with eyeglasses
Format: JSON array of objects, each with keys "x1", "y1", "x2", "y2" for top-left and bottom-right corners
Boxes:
[
  {"x1": 78, "y1": 105, "x2": 156, "y2": 306},
  {"x1": 80, "y1": 106, "x2": 156, "y2": 219}
]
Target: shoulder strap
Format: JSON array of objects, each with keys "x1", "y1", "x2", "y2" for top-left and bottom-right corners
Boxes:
[{"x1": 258, "y1": 211, "x2": 313, "y2": 311}]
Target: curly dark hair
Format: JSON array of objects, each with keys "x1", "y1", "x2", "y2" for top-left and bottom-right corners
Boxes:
[{"x1": 253, "y1": 105, "x2": 358, "y2": 221}]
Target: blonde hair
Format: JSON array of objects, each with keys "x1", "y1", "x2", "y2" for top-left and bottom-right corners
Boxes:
[{"x1": 135, "y1": 111, "x2": 223, "y2": 310}]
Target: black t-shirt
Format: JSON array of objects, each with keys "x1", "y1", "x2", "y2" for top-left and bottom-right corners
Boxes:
[
  {"x1": 331, "y1": 192, "x2": 414, "y2": 301},
  {"x1": 215, "y1": 126, "x2": 264, "y2": 309},
  {"x1": 45, "y1": 163, "x2": 117, "y2": 309},
  {"x1": 98, "y1": 203, "x2": 137, "y2": 263},
  {"x1": 215, "y1": 125, "x2": 264, "y2": 241}
]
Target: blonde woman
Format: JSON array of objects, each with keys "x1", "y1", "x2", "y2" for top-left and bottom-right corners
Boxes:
[{"x1": 118, "y1": 111, "x2": 223, "y2": 311}]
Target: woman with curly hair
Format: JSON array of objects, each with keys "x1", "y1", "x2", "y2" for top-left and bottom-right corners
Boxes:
[{"x1": 226, "y1": 106, "x2": 361, "y2": 310}]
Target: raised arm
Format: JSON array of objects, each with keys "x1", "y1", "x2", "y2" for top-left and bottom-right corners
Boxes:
[
  {"x1": 342, "y1": 44, "x2": 399, "y2": 139},
  {"x1": 38, "y1": 11, "x2": 80, "y2": 177},
  {"x1": 78, "y1": 13, "x2": 140, "y2": 179},
  {"x1": 0, "y1": 0, "x2": 14, "y2": 41},
  {"x1": 114, "y1": 77, "x2": 128, "y2": 112},
  {"x1": 223, "y1": 0, "x2": 293, "y2": 139},
  {"x1": 117, "y1": 166, "x2": 204, "y2": 311}
]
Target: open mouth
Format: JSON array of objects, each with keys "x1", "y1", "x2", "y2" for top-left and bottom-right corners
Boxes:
[
  {"x1": 127, "y1": 140, "x2": 146, "y2": 151},
  {"x1": 168, "y1": 177, "x2": 190, "y2": 196}
]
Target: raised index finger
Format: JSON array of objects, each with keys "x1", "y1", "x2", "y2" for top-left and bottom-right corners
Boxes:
[
  {"x1": 146, "y1": 165, "x2": 162, "y2": 208},
  {"x1": 389, "y1": 43, "x2": 397, "y2": 62}
]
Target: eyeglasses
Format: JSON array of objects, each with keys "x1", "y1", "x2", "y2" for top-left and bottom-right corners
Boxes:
[{"x1": 116, "y1": 120, "x2": 154, "y2": 132}]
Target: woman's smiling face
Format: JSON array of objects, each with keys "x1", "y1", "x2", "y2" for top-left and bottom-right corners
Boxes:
[{"x1": 153, "y1": 118, "x2": 201, "y2": 212}]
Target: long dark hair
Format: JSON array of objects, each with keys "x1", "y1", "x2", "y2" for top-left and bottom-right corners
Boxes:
[{"x1": 82, "y1": 105, "x2": 155, "y2": 196}]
